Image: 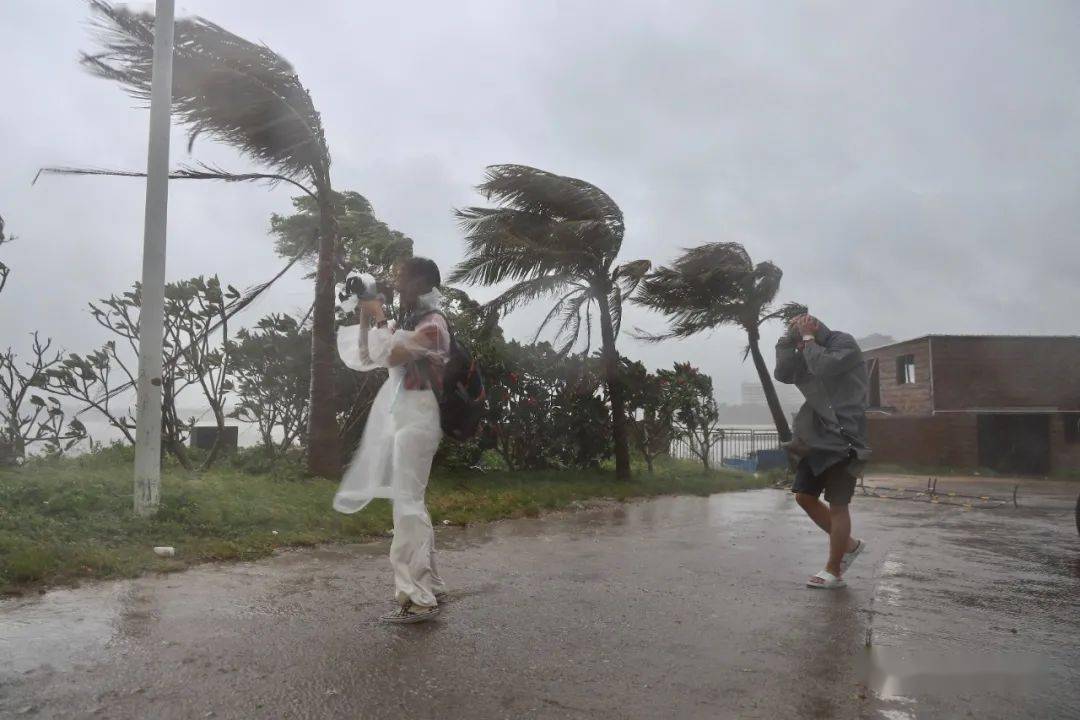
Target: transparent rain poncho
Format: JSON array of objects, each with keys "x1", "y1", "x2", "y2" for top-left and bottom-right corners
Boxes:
[{"x1": 333, "y1": 289, "x2": 449, "y2": 606}]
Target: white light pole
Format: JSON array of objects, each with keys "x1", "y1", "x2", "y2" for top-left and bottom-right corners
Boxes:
[{"x1": 134, "y1": 0, "x2": 175, "y2": 516}]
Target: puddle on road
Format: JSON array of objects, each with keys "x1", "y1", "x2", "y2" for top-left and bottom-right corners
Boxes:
[{"x1": 0, "y1": 583, "x2": 125, "y2": 677}]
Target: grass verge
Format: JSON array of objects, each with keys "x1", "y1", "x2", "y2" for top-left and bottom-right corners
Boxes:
[{"x1": 0, "y1": 454, "x2": 766, "y2": 596}]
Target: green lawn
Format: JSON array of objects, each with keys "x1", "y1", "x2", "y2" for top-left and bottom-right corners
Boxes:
[{"x1": 0, "y1": 452, "x2": 767, "y2": 595}]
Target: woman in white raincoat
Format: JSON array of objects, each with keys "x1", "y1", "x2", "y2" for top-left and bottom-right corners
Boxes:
[{"x1": 334, "y1": 257, "x2": 449, "y2": 624}]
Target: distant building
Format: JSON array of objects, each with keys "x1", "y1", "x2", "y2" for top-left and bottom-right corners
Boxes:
[{"x1": 862, "y1": 335, "x2": 1080, "y2": 475}]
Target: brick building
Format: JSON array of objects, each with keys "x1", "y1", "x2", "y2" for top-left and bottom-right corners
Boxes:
[{"x1": 862, "y1": 335, "x2": 1080, "y2": 475}]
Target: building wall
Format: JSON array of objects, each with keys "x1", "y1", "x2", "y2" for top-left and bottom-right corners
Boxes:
[
  {"x1": 864, "y1": 338, "x2": 933, "y2": 415},
  {"x1": 866, "y1": 414, "x2": 978, "y2": 468},
  {"x1": 870, "y1": 412, "x2": 1079, "y2": 474},
  {"x1": 1049, "y1": 413, "x2": 1080, "y2": 474},
  {"x1": 931, "y1": 337, "x2": 1080, "y2": 411}
]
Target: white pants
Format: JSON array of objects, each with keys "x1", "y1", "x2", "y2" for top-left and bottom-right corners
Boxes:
[
  {"x1": 385, "y1": 391, "x2": 445, "y2": 608},
  {"x1": 390, "y1": 501, "x2": 445, "y2": 608}
]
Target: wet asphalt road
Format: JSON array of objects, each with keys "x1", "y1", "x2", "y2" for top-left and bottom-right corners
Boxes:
[{"x1": 2, "y1": 478, "x2": 1078, "y2": 720}]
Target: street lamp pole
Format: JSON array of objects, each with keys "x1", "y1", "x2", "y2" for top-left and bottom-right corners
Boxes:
[{"x1": 133, "y1": 0, "x2": 175, "y2": 516}]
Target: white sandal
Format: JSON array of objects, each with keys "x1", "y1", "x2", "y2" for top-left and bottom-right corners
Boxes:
[
  {"x1": 807, "y1": 570, "x2": 846, "y2": 589},
  {"x1": 841, "y1": 539, "x2": 866, "y2": 573}
]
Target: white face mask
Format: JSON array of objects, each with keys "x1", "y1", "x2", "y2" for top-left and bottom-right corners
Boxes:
[{"x1": 415, "y1": 287, "x2": 444, "y2": 311}]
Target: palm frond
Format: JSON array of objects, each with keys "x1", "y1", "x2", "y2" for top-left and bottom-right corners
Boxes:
[
  {"x1": 478, "y1": 164, "x2": 623, "y2": 237},
  {"x1": 609, "y1": 285, "x2": 624, "y2": 336},
  {"x1": 761, "y1": 301, "x2": 808, "y2": 325},
  {"x1": 553, "y1": 291, "x2": 592, "y2": 356},
  {"x1": 34, "y1": 162, "x2": 315, "y2": 198},
  {"x1": 452, "y1": 164, "x2": 631, "y2": 360},
  {"x1": 84, "y1": 1, "x2": 329, "y2": 182},
  {"x1": 450, "y1": 207, "x2": 601, "y2": 285},
  {"x1": 634, "y1": 242, "x2": 785, "y2": 338},
  {"x1": 482, "y1": 273, "x2": 576, "y2": 316},
  {"x1": 532, "y1": 287, "x2": 586, "y2": 343},
  {"x1": 452, "y1": 165, "x2": 626, "y2": 286}
]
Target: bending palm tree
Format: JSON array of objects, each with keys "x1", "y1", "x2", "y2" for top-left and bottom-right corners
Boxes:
[
  {"x1": 73, "y1": 1, "x2": 341, "y2": 475},
  {"x1": 635, "y1": 242, "x2": 804, "y2": 442},
  {"x1": 451, "y1": 165, "x2": 649, "y2": 480}
]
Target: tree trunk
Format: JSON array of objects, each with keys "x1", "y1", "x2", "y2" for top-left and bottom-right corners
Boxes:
[
  {"x1": 161, "y1": 379, "x2": 191, "y2": 470},
  {"x1": 199, "y1": 402, "x2": 226, "y2": 471},
  {"x1": 338, "y1": 370, "x2": 384, "y2": 459},
  {"x1": 595, "y1": 290, "x2": 632, "y2": 480},
  {"x1": 306, "y1": 189, "x2": 342, "y2": 478},
  {"x1": 748, "y1": 327, "x2": 792, "y2": 442}
]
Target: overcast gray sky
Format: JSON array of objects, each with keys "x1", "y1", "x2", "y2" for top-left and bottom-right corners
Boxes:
[{"x1": 2, "y1": 0, "x2": 1078, "y2": 406}]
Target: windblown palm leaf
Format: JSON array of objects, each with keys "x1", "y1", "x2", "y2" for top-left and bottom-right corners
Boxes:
[
  {"x1": 34, "y1": 162, "x2": 316, "y2": 198},
  {"x1": 83, "y1": 1, "x2": 330, "y2": 186},
  {"x1": 451, "y1": 165, "x2": 647, "y2": 355},
  {"x1": 635, "y1": 242, "x2": 788, "y2": 341}
]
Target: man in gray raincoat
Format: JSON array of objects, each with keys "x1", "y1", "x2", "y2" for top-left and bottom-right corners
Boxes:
[{"x1": 774, "y1": 314, "x2": 871, "y2": 589}]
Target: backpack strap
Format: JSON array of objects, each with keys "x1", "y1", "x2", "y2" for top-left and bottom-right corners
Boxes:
[{"x1": 404, "y1": 309, "x2": 453, "y2": 400}]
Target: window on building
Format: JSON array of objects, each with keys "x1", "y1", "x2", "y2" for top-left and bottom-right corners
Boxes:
[
  {"x1": 866, "y1": 358, "x2": 881, "y2": 407},
  {"x1": 1065, "y1": 413, "x2": 1080, "y2": 444},
  {"x1": 896, "y1": 354, "x2": 915, "y2": 385}
]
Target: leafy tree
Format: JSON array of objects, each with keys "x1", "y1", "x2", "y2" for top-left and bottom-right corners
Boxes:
[
  {"x1": 0, "y1": 334, "x2": 87, "y2": 463},
  {"x1": 451, "y1": 165, "x2": 649, "y2": 480},
  {"x1": 164, "y1": 276, "x2": 239, "y2": 469},
  {"x1": 44, "y1": 342, "x2": 138, "y2": 448},
  {"x1": 481, "y1": 341, "x2": 611, "y2": 471},
  {"x1": 44, "y1": 280, "x2": 239, "y2": 469},
  {"x1": 636, "y1": 243, "x2": 804, "y2": 441},
  {"x1": 44, "y1": 285, "x2": 191, "y2": 463},
  {"x1": 271, "y1": 191, "x2": 413, "y2": 286},
  {"x1": 622, "y1": 359, "x2": 674, "y2": 474},
  {"x1": 660, "y1": 363, "x2": 722, "y2": 470},
  {"x1": 228, "y1": 314, "x2": 310, "y2": 457}
]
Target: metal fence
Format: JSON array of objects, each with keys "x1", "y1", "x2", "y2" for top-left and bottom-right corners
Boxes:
[{"x1": 669, "y1": 427, "x2": 782, "y2": 469}]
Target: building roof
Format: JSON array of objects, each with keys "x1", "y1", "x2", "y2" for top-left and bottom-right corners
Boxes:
[{"x1": 864, "y1": 333, "x2": 1080, "y2": 353}]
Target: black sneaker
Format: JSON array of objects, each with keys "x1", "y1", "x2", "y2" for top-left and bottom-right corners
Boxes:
[{"x1": 380, "y1": 601, "x2": 440, "y2": 625}]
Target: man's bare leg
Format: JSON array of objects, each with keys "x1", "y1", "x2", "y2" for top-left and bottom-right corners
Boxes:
[
  {"x1": 795, "y1": 493, "x2": 858, "y2": 556},
  {"x1": 795, "y1": 493, "x2": 832, "y2": 534},
  {"x1": 826, "y1": 503, "x2": 852, "y2": 576}
]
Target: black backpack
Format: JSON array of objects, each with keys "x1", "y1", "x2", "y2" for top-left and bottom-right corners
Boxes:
[{"x1": 406, "y1": 310, "x2": 487, "y2": 442}]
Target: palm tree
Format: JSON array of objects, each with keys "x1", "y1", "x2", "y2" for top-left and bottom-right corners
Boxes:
[
  {"x1": 450, "y1": 165, "x2": 650, "y2": 480},
  {"x1": 72, "y1": 1, "x2": 341, "y2": 476},
  {"x1": 635, "y1": 243, "x2": 805, "y2": 442}
]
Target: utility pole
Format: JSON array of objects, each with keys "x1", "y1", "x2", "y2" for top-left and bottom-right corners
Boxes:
[{"x1": 133, "y1": 0, "x2": 175, "y2": 516}]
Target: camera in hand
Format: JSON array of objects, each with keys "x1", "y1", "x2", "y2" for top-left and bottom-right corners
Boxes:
[
  {"x1": 339, "y1": 273, "x2": 380, "y2": 303},
  {"x1": 337, "y1": 273, "x2": 383, "y2": 314}
]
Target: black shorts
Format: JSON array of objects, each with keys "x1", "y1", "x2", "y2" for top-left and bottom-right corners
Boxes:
[{"x1": 792, "y1": 457, "x2": 857, "y2": 505}]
